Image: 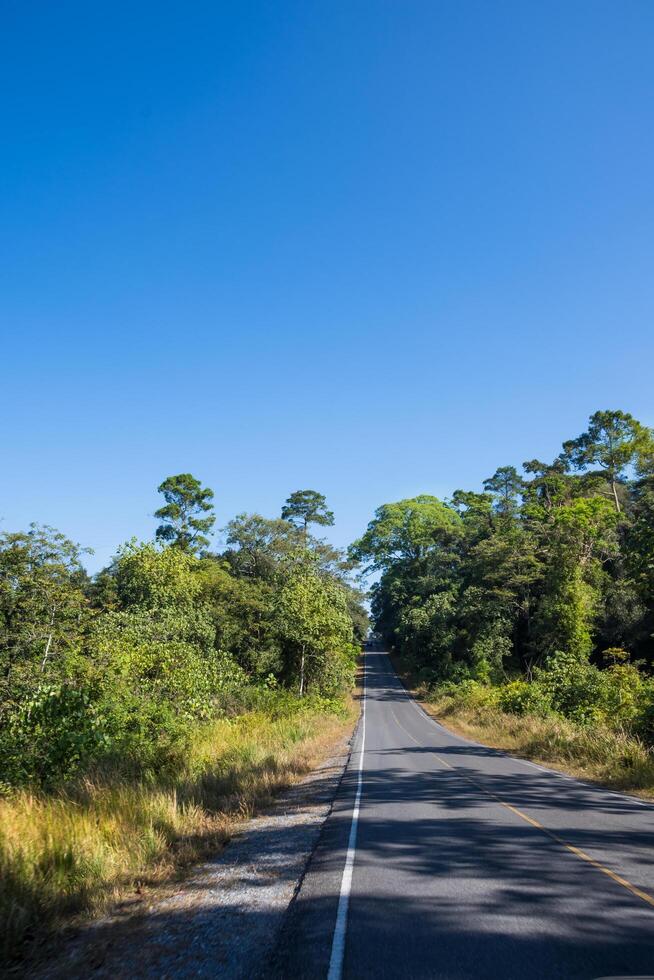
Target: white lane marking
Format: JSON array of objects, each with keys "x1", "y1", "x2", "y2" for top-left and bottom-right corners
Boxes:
[{"x1": 327, "y1": 662, "x2": 366, "y2": 980}]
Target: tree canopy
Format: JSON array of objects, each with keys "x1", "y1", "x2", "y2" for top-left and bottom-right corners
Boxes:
[
  {"x1": 154, "y1": 473, "x2": 215, "y2": 552},
  {"x1": 350, "y1": 496, "x2": 462, "y2": 571},
  {"x1": 281, "y1": 490, "x2": 335, "y2": 536},
  {"x1": 560, "y1": 410, "x2": 651, "y2": 513},
  {"x1": 365, "y1": 411, "x2": 654, "y2": 685}
]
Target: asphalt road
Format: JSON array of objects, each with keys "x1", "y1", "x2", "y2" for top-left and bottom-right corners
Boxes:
[{"x1": 270, "y1": 651, "x2": 654, "y2": 980}]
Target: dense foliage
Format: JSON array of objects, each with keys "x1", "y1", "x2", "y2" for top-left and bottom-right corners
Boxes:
[
  {"x1": 354, "y1": 410, "x2": 654, "y2": 739},
  {"x1": 0, "y1": 482, "x2": 365, "y2": 789}
]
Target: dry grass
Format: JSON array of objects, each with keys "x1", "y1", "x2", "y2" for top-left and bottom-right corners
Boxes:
[
  {"x1": 391, "y1": 655, "x2": 654, "y2": 800},
  {"x1": 0, "y1": 701, "x2": 354, "y2": 967}
]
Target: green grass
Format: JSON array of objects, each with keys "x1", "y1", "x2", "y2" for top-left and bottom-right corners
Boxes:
[{"x1": 0, "y1": 699, "x2": 354, "y2": 967}]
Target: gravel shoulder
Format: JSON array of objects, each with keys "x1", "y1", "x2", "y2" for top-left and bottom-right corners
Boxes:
[{"x1": 32, "y1": 732, "x2": 354, "y2": 980}]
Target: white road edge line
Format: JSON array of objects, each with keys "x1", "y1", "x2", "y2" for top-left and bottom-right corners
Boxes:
[{"x1": 327, "y1": 659, "x2": 366, "y2": 980}]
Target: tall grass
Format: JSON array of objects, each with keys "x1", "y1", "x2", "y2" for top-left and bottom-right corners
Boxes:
[
  {"x1": 429, "y1": 688, "x2": 654, "y2": 794},
  {"x1": 0, "y1": 699, "x2": 352, "y2": 966}
]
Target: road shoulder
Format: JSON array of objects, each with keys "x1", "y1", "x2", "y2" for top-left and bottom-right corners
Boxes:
[{"x1": 30, "y1": 731, "x2": 354, "y2": 980}]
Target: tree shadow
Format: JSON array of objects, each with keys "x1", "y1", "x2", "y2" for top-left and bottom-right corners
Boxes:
[{"x1": 269, "y1": 758, "x2": 654, "y2": 979}]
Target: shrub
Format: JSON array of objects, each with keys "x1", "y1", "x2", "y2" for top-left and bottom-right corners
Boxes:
[
  {"x1": 497, "y1": 680, "x2": 552, "y2": 717},
  {"x1": 0, "y1": 683, "x2": 109, "y2": 787},
  {"x1": 602, "y1": 663, "x2": 645, "y2": 728},
  {"x1": 436, "y1": 678, "x2": 499, "y2": 711},
  {"x1": 536, "y1": 650, "x2": 608, "y2": 724}
]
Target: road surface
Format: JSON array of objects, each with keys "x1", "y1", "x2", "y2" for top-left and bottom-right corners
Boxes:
[{"x1": 270, "y1": 651, "x2": 654, "y2": 979}]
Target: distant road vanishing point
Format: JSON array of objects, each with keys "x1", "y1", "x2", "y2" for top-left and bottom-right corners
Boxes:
[{"x1": 271, "y1": 652, "x2": 654, "y2": 980}]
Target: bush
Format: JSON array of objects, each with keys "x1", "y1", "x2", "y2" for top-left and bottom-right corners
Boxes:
[
  {"x1": 0, "y1": 636, "x2": 249, "y2": 790},
  {"x1": 435, "y1": 678, "x2": 499, "y2": 711},
  {"x1": 497, "y1": 680, "x2": 552, "y2": 717},
  {"x1": 0, "y1": 683, "x2": 109, "y2": 787},
  {"x1": 536, "y1": 650, "x2": 608, "y2": 724},
  {"x1": 602, "y1": 663, "x2": 645, "y2": 728}
]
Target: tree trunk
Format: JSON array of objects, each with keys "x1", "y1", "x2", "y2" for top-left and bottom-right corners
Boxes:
[
  {"x1": 41, "y1": 607, "x2": 56, "y2": 672},
  {"x1": 299, "y1": 647, "x2": 306, "y2": 696},
  {"x1": 41, "y1": 605, "x2": 57, "y2": 673},
  {"x1": 41, "y1": 633, "x2": 53, "y2": 672},
  {"x1": 611, "y1": 479, "x2": 621, "y2": 514}
]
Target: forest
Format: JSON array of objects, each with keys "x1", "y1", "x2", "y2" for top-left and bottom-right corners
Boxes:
[
  {"x1": 4, "y1": 408, "x2": 654, "y2": 962},
  {"x1": 0, "y1": 481, "x2": 365, "y2": 959},
  {"x1": 354, "y1": 410, "x2": 654, "y2": 741},
  {"x1": 0, "y1": 481, "x2": 365, "y2": 790}
]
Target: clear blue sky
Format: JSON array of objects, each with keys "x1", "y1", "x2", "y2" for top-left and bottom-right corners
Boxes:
[{"x1": 2, "y1": 1, "x2": 653, "y2": 571}]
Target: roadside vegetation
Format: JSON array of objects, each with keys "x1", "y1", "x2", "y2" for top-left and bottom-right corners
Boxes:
[
  {"x1": 394, "y1": 654, "x2": 654, "y2": 796},
  {"x1": 355, "y1": 410, "x2": 654, "y2": 794},
  {"x1": 0, "y1": 480, "x2": 365, "y2": 964}
]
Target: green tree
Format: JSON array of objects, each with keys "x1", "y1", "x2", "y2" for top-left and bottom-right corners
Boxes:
[
  {"x1": 201, "y1": 559, "x2": 283, "y2": 679},
  {"x1": 224, "y1": 513, "x2": 304, "y2": 578},
  {"x1": 0, "y1": 525, "x2": 90, "y2": 700},
  {"x1": 522, "y1": 458, "x2": 570, "y2": 514},
  {"x1": 462, "y1": 520, "x2": 542, "y2": 676},
  {"x1": 275, "y1": 559, "x2": 353, "y2": 695},
  {"x1": 353, "y1": 497, "x2": 463, "y2": 672},
  {"x1": 560, "y1": 410, "x2": 651, "y2": 513},
  {"x1": 110, "y1": 540, "x2": 216, "y2": 651},
  {"x1": 116, "y1": 540, "x2": 203, "y2": 610},
  {"x1": 154, "y1": 473, "x2": 215, "y2": 552},
  {"x1": 342, "y1": 583, "x2": 369, "y2": 645},
  {"x1": 483, "y1": 466, "x2": 525, "y2": 515},
  {"x1": 350, "y1": 496, "x2": 462, "y2": 572},
  {"x1": 625, "y1": 472, "x2": 654, "y2": 652},
  {"x1": 281, "y1": 490, "x2": 334, "y2": 540},
  {"x1": 531, "y1": 498, "x2": 620, "y2": 664}
]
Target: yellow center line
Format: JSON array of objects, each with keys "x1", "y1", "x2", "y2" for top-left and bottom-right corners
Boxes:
[{"x1": 389, "y1": 707, "x2": 654, "y2": 910}]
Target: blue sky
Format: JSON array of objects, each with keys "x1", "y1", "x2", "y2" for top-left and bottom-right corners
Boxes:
[{"x1": 2, "y1": 1, "x2": 653, "y2": 571}]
